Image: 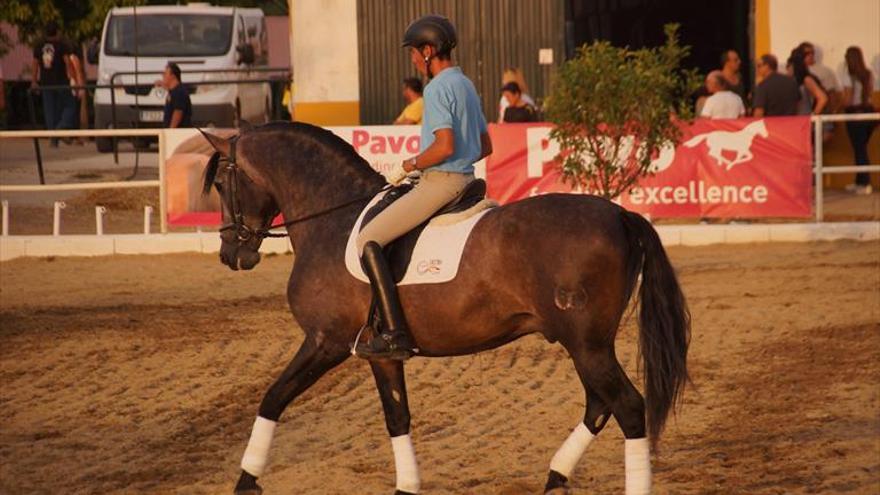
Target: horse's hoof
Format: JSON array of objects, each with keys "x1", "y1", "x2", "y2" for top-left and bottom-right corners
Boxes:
[
  {"x1": 393, "y1": 491, "x2": 417, "y2": 495},
  {"x1": 544, "y1": 470, "x2": 571, "y2": 494},
  {"x1": 234, "y1": 471, "x2": 263, "y2": 495}
]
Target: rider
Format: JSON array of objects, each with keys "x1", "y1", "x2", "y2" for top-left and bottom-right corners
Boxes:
[{"x1": 355, "y1": 14, "x2": 492, "y2": 360}]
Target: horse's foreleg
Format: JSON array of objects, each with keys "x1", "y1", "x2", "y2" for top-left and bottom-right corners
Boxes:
[
  {"x1": 370, "y1": 360, "x2": 419, "y2": 495},
  {"x1": 544, "y1": 351, "x2": 612, "y2": 494},
  {"x1": 234, "y1": 339, "x2": 349, "y2": 495}
]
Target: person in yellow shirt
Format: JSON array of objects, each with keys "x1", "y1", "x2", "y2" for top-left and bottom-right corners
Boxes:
[{"x1": 393, "y1": 77, "x2": 424, "y2": 124}]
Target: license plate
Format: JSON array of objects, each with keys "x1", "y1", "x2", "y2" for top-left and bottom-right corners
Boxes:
[{"x1": 140, "y1": 110, "x2": 163, "y2": 122}]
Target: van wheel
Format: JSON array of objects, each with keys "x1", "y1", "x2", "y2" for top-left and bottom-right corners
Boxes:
[
  {"x1": 96, "y1": 136, "x2": 114, "y2": 153},
  {"x1": 96, "y1": 124, "x2": 114, "y2": 153},
  {"x1": 233, "y1": 99, "x2": 242, "y2": 128}
]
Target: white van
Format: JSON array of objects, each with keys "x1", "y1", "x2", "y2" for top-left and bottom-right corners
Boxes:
[{"x1": 91, "y1": 4, "x2": 272, "y2": 151}]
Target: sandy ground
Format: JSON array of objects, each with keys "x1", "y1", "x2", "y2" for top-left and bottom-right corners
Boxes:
[{"x1": 0, "y1": 241, "x2": 878, "y2": 494}]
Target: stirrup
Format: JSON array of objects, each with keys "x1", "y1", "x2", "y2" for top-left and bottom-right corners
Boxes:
[{"x1": 353, "y1": 328, "x2": 417, "y2": 361}]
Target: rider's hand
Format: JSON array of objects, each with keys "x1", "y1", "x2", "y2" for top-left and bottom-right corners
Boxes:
[{"x1": 384, "y1": 161, "x2": 408, "y2": 186}]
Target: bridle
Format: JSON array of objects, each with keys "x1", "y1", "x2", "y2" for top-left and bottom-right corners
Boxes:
[{"x1": 217, "y1": 137, "x2": 383, "y2": 242}]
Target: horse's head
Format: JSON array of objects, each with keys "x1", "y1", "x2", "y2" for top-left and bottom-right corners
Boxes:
[
  {"x1": 751, "y1": 119, "x2": 769, "y2": 138},
  {"x1": 201, "y1": 129, "x2": 279, "y2": 271}
]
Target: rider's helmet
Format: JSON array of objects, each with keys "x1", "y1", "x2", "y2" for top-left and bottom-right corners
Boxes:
[{"x1": 402, "y1": 15, "x2": 457, "y2": 77}]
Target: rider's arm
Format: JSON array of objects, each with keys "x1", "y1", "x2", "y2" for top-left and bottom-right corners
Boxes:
[
  {"x1": 478, "y1": 131, "x2": 492, "y2": 160},
  {"x1": 406, "y1": 128, "x2": 454, "y2": 171}
]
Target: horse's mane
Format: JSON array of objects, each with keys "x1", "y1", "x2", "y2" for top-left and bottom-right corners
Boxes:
[{"x1": 202, "y1": 121, "x2": 379, "y2": 195}]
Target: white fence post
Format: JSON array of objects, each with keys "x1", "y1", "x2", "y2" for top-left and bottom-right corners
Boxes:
[
  {"x1": 1, "y1": 200, "x2": 8, "y2": 236},
  {"x1": 95, "y1": 206, "x2": 107, "y2": 235},
  {"x1": 53, "y1": 201, "x2": 66, "y2": 236},
  {"x1": 813, "y1": 116, "x2": 824, "y2": 222},
  {"x1": 144, "y1": 206, "x2": 153, "y2": 234}
]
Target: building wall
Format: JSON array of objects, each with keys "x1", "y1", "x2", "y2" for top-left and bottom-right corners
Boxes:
[
  {"x1": 289, "y1": 0, "x2": 360, "y2": 125},
  {"x1": 356, "y1": 0, "x2": 564, "y2": 125},
  {"x1": 767, "y1": 0, "x2": 880, "y2": 90}
]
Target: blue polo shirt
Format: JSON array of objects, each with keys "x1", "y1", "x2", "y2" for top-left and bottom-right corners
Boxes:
[{"x1": 420, "y1": 66, "x2": 487, "y2": 174}]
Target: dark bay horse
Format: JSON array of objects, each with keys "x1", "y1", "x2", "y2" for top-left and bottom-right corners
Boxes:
[{"x1": 200, "y1": 122, "x2": 690, "y2": 495}]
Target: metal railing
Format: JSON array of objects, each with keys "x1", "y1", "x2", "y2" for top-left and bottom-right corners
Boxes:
[
  {"x1": 812, "y1": 112, "x2": 880, "y2": 222},
  {"x1": 26, "y1": 67, "x2": 291, "y2": 172},
  {"x1": 0, "y1": 128, "x2": 168, "y2": 233}
]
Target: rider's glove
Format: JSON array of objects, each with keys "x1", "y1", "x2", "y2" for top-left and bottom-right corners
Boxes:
[{"x1": 384, "y1": 161, "x2": 408, "y2": 186}]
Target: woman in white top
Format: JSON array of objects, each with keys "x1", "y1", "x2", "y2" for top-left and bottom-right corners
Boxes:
[
  {"x1": 497, "y1": 67, "x2": 535, "y2": 123},
  {"x1": 840, "y1": 46, "x2": 877, "y2": 195}
]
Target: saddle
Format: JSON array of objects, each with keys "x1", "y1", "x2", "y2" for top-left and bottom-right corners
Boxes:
[{"x1": 359, "y1": 178, "x2": 487, "y2": 282}]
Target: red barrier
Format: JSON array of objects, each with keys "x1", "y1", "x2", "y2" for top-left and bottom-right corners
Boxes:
[
  {"x1": 485, "y1": 117, "x2": 813, "y2": 218},
  {"x1": 165, "y1": 117, "x2": 813, "y2": 226}
]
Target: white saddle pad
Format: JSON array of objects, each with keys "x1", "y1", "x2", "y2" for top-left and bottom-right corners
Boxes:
[{"x1": 344, "y1": 191, "x2": 494, "y2": 285}]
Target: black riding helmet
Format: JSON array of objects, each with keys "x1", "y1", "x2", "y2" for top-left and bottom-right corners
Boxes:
[{"x1": 402, "y1": 15, "x2": 457, "y2": 78}]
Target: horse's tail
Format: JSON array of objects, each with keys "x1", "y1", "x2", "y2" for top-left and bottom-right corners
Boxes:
[{"x1": 620, "y1": 209, "x2": 691, "y2": 447}]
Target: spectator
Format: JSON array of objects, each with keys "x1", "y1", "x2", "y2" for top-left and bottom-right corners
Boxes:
[
  {"x1": 753, "y1": 54, "x2": 800, "y2": 117},
  {"x1": 160, "y1": 63, "x2": 191, "y2": 128},
  {"x1": 393, "y1": 77, "x2": 424, "y2": 125},
  {"x1": 797, "y1": 42, "x2": 840, "y2": 106},
  {"x1": 840, "y1": 46, "x2": 877, "y2": 195},
  {"x1": 700, "y1": 70, "x2": 745, "y2": 119},
  {"x1": 796, "y1": 42, "x2": 837, "y2": 142},
  {"x1": 0, "y1": 64, "x2": 6, "y2": 129},
  {"x1": 497, "y1": 67, "x2": 535, "y2": 123},
  {"x1": 500, "y1": 82, "x2": 538, "y2": 123},
  {"x1": 787, "y1": 50, "x2": 828, "y2": 115},
  {"x1": 720, "y1": 49, "x2": 746, "y2": 100},
  {"x1": 31, "y1": 21, "x2": 81, "y2": 146}
]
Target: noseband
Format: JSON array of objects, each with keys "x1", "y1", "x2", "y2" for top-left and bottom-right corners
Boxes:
[{"x1": 217, "y1": 137, "x2": 385, "y2": 243}]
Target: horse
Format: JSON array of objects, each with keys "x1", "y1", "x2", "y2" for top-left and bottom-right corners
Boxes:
[
  {"x1": 199, "y1": 121, "x2": 690, "y2": 495},
  {"x1": 684, "y1": 119, "x2": 768, "y2": 170}
]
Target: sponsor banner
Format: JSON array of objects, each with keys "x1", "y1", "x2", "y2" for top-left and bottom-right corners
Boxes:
[
  {"x1": 163, "y1": 118, "x2": 811, "y2": 226},
  {"x1": 486, "y1": 117, "x2": 813, "y2": 217}
]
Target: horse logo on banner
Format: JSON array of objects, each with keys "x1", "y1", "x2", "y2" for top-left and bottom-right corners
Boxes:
[{"x1": 683, "y1": 120, "x2": 769, "y2": 170}]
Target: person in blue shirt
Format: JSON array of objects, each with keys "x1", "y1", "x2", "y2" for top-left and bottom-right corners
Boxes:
[{"x1": 355, "y1": 14, "x2": 493, "y2": 360}]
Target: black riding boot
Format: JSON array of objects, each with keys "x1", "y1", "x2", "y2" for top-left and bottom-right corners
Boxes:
[{"x1": 356, "y1": 241, "x2": 417, "y2": 360}]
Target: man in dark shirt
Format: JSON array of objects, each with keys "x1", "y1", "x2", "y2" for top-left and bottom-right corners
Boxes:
[
  {"x1": 31, "y1": 21, "x2": 79, "y2": 144},
  {"x1": 753, "y1": 54, "x2": 801, "y2": 117},
  {"x1": 161, "y1": 63, "x2": 192, "y2": 128}
]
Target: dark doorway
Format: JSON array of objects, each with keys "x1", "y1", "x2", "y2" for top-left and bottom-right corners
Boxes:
[{"x1": 564, "y1": 0, "x2": 752, "y2": 94}]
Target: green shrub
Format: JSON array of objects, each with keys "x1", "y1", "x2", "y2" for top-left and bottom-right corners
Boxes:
[{"x1": 545, "y1": 24, "x2": 700, "y2": 200}]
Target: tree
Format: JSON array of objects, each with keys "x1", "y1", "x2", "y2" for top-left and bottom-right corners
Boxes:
[
  {"x1": 544, "y1": 24, "x2": 701, "y2": 200},
  {"x1": 0, "y1": 0, "x2": 287, "y2": 47},
  {"x1": 0, "y1": 0, "x2": 141, "y2": 47}
]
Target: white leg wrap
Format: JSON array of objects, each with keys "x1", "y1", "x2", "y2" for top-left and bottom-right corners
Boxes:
[
  {"x1": 549, "y1": 423, "x2": 596, "y2": 478},
  {"x1": 625, "y1": 438, "x2": 652, "y2": 495},
  {"x1": 241, "y1": 416, "x2": 277, "y2": 477},
  {"x1": 391, "y1": 434, "x2": 420, "y2": 493}
]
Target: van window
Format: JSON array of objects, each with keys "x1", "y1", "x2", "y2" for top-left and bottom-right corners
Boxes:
[{"x1": 105, "y1": 14, "x2": 234, "y2": 57}]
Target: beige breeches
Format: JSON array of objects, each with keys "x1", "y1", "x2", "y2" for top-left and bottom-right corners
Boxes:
[{"x1": 356, "y1": 170, "x2": 474, "y2": 254}]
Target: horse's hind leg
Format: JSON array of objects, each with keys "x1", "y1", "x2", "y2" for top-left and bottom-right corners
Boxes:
[
  {"x1": 369, "y1": 360, "x2": 419, "y2": 495},
  {"x1": 234, "y1": 338, "x2": 349, "y2": 495},
  {"x1": 559, "y1": 347, "x2": 651, "y2": 495},
  {"x1": 544, "y1": 350, "x2": 613, "y2": 494}
]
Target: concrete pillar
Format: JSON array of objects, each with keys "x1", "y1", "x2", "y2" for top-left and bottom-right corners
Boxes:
[{"x1": 289, "y1": 0, "x2": 360, "y2": 125}]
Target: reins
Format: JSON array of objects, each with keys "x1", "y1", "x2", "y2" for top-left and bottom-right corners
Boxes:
[{"x1": 217, "y1": 136, "x2": 386, "y2": 241}]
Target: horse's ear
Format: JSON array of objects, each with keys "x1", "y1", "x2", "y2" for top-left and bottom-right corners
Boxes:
[
  {"x1": 238, "y1": 119, "x2": 254, "y2": 132},
  {"x1": 198, "y1": 128, "x2": 231, "y2": 157}
]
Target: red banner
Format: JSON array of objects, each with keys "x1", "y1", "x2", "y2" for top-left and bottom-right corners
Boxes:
[
  {"x1": 164, "y1": 118, "x2": 812, "y2": 226},
  {"x1": 485, "y1": 117, "x2": 813, "y2": 217}
]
